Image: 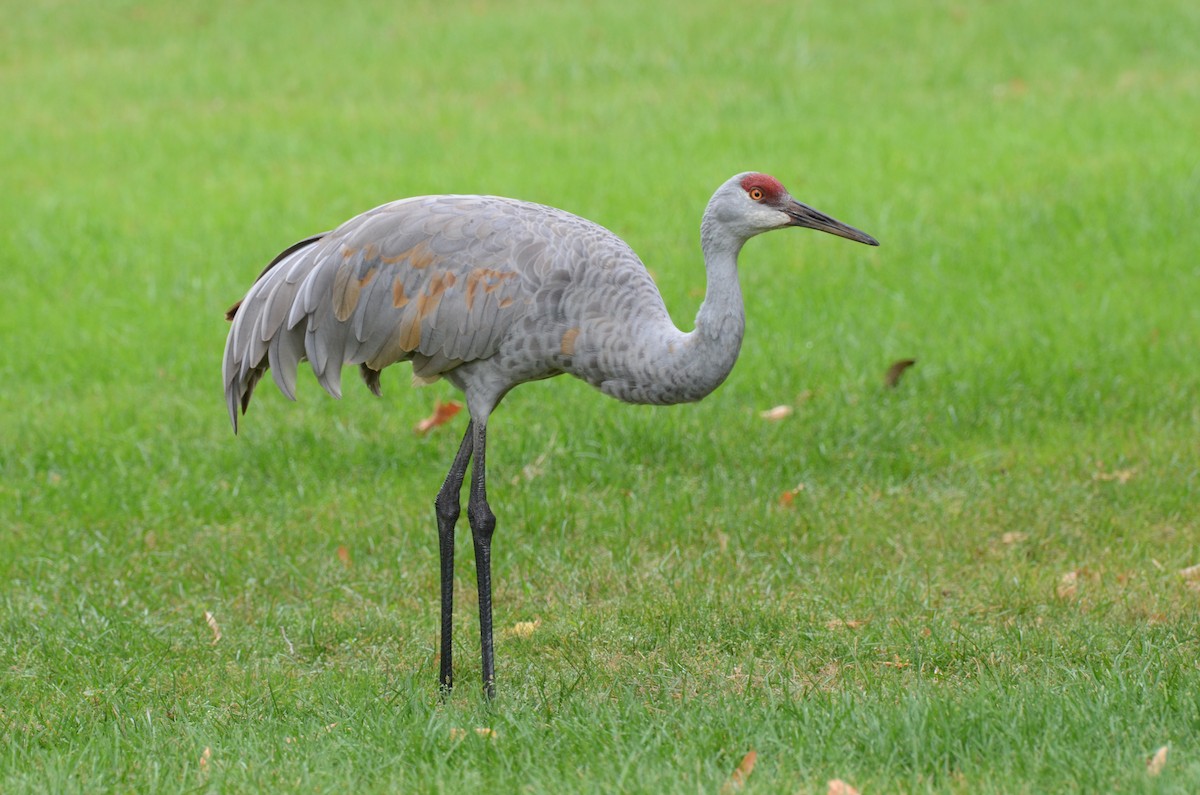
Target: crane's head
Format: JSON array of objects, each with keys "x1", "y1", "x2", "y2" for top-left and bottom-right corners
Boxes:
[{"x1": 707, "y1": 172, "x2": 879, "y2": 247}]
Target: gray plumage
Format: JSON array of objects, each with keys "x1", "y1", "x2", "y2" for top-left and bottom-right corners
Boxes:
[{"x1": 222, "y1": 172, "x2": 878, "y2": 697}]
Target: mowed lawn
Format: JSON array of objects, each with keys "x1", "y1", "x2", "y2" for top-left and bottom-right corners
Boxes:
[{"x1": 2, "y1": 0, "x2": 1198, "y2": 792}]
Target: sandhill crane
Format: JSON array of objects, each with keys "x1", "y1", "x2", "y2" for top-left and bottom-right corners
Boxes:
[{"x1": 223, "y1": 172, "x2": 878, "y2": 697}]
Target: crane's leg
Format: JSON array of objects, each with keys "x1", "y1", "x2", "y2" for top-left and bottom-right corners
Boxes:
[
  {"x1": 434, "y1": 420, "x2": 475, "y2": 693},
  {"x1": 466, "y1": 419, "x2": 498, "y2": 699}
]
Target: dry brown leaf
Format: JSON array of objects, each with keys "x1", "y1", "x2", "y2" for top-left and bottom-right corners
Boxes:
[
  {"x1": 204, "y1": 611, "x2": 221, "y2": 644},
  {"x1": 1056, "y1": 570, "x2": 1079, "y2": 599},
  {"x1": 336, "y1": 545, "x2": 351, "y2": 567},
  {"x1": 1093, "y1": 462, "x2": 1137, "y2": 483},
  {"x1": 503, "y1": 618, "x2": 542, "y2": 639},
  {"x1": 826, "y1": 618, "x2": 867, "y2": 630},
  {"x1": 828, "y1": 779, "x2": 861, "y2": 795},
  {"x1": 474, "y1": 727, "x2": 498, "y2": 741},
  {"x1": 760, "y1": 405, "x2": 793, "y2": 421},
  {"x1": 884, "y1": 358, "x2": 917, "y2": 388},
  {"x1": 719, "y1": 750, "x2": 757, "y2": 793},
  {"x1": 1147, "y1": 745, "x2": 1168, "y2": 776},
  {"x1": 414, "y1": 399, "x2": 463, "y2": 435},
  {"x1": 779, "y1": 483, "x2": 806, "y2": 507},
  {"x1": 1180, "y1": 563, "x2": 1200, "y2": 581}
]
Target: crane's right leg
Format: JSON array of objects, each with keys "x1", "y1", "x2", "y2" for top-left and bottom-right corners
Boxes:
[{"x1": 434, "y1": 420, "x2": 475, "y2": 693}]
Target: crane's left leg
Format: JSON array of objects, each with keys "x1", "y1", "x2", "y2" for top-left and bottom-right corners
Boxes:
[
  {"x1": 434, "y1": 421, "x2": 475, "y2": 693},
  {"x1": 466, "y1": 419, "x2": 497, "y2": 699}
]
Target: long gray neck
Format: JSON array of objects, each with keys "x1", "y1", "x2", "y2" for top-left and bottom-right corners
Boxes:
[
  {"x1": 687, "y1": 218, "x2": 747, "y2": 391},
  {"x1": 598, "y1": 216, "x2": 747, "y2": 405}
]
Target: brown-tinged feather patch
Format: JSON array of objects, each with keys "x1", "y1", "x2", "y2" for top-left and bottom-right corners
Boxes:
[
  {"x1": 560, "y1": 327, "x2": 580, "y2": 356},
  {"x1": 415, "y1": 271, "x2": 457, "y2": 322},
  {"x1": 381, "y1": 240, "x2": 440, "y2": 269},
  {"x1": 399, "y1": 319, "x2": 421, "y2": 351},
  {"x1": 333, "y1": 264, "x2": 377, "y2": 322},
  {"x1": 466, "y1": 268, "x2": 517, "y2": 310}
]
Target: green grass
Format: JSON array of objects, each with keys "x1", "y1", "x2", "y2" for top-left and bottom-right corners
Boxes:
[{"x1": 2, "y1": 0, "x2": 1199, "y2": 791}]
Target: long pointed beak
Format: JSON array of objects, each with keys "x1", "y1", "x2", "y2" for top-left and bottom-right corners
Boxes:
[{"x1": 784, "y1": 199, "x2": 879, "y2": 246}]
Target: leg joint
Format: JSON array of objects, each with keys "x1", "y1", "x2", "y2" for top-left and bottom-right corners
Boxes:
[
  {"x1": 434, "y1": 489, "x2": 461, "y2": 525},
  {"x1": 467, "y1": 499, "x2": 496, "y2": 539}
]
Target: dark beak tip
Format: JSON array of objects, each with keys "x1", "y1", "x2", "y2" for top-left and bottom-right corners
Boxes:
[{"x1": 784, "y1": 201, "x2": 879, "y2": 247}]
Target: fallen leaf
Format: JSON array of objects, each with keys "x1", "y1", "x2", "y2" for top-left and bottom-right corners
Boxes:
[
  {"x1": 717, "y1": 531, "x2": 729, "y2": 553},
  {"x1": 1093, "y1": 462, "x2": 1137, "y2": 483},
  {"x1": 503, "y1": 618, "x2": 542, "y2": 639},
  {"x1": 1180, "y1": 563, "x2": 1200, "y2": 581},
  {"x1": 449, "y1": 728, "x2": 466, "y2": 741},
  {"x1": 474, "y1": 727, "x2": 498, "y2": 741},
  {"x1": 826, "y1": 618, "x2": 867, "y2": 630},
  {"x1": 884, "y1": 358, "x2": 917, "y2": 388},
  {"x1": 1001, "y1": 531, "x2": 1027, "y2": 545},
  {"x1": 779, "y1": 483, "x2": 806, "y2": 507},
  {"x1": 719, "y1": 750, "x2": 757, "y2": 793},
  {"x1": 199, "y1": 746, "x2": 211, "y2": 776},
  {"x1": 1147, "y1": 745, "x2": 1168, "y2": 776},
  {"x1": 760, "y1": 405, "x2": 793, "y2": 421},
  {"x1": 1056, "y1": 570, "x2": 1079, "y2": 600},
  {"x1": 336, "y1": 545, "x2": 351, "y2": 567},
  {"x1": 828, "y1": 779, "x2": 861, "y2": 795},
  {"x1": 204, "y1": 611, "x2": 221, "y2": 644},
  {"x1": 414, "y1": 399, "x2": 463, "y2": 435}
]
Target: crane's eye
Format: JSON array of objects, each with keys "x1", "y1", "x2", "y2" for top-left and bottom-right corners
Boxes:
[{"x1": 748, "y1": 187, "x2": 765, "y2": 202}]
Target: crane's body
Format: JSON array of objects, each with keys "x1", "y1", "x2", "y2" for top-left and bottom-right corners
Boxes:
[{"x1": 223, "y1": 173, "x2": 878, "y2": 697}]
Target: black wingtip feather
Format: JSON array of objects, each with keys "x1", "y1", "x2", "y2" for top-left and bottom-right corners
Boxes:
[{"x1": 360, "y1": 364, "x2": 383, "y2": 397}]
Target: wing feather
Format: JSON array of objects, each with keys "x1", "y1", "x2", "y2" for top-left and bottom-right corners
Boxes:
[
  {"x1": 267, "y1": 321, "x2": 306, "y2": 400},
  {"x1": 222, "y1": 196, "x2": 546, "y2": 429}
]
